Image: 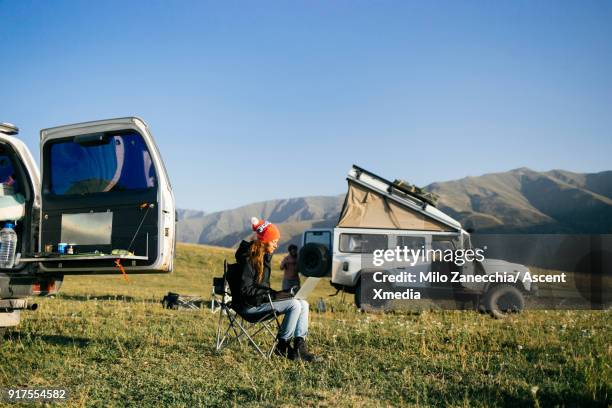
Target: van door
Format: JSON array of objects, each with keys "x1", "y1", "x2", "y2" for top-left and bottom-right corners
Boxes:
[
  {"x1": 0, "y1": 126, "x2": 40, "y2": 269},
  {"x1": 390, "y1": 234, "x2": 431, "y2": 290},
  {"x1": 37, "y1": 117, "x2": 175, "y2": 274}
]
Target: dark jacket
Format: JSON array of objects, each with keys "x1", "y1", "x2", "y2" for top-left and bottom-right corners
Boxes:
[{"x1": 231, "y1": 240, "x2": 276, "y2": 308}]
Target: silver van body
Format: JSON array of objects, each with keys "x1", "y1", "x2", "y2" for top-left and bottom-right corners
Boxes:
[{"x1": 0, "y1": 117, "x2": 176, "y2": 330}]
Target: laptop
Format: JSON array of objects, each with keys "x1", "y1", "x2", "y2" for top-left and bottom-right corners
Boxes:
[{"x1": 294, "y1": 277, "x2": 320, "y2": 300}]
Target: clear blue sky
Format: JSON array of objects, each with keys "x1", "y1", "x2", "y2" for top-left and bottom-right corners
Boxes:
[{"x1": 1, "y1": 0, "x2": 611, "y2": 212}]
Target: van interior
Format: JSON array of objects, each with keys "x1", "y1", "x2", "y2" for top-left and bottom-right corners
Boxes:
[{"x1": 0, "y1": 143, "x2": 35, "y2": 270}]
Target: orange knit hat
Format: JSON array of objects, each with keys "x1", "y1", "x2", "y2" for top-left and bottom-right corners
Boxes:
[{"x1": 251, "y1": 217, "x2": 280, "y2": 243}]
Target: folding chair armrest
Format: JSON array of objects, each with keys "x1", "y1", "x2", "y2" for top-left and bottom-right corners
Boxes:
[
  {"x1": 266, "y1": 293, "x2": 275, "y2": 308},
  {"x1": 266, "y1": 293, "x2": 281, "y2": 329}
]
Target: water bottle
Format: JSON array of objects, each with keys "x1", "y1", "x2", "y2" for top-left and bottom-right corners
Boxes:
[
  {"x1": 0, "y1": 222, "x2": 18, "y2": 269},
  {"x1": 316, "y1": 297, "x2": 327, "y2": 313}
]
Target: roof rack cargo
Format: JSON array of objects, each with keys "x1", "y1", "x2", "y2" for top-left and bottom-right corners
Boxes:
[
  {"x1": 351, "y1": 165, "x2": 439, "y2": 207},
  {"x1": 392, "y1": 179, "x2": 439, "y2": 207}
]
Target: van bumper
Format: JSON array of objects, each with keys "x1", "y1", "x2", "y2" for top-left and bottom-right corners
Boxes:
[{"x1": 0, "y1": 310, "x2": 20, "y2": 327}]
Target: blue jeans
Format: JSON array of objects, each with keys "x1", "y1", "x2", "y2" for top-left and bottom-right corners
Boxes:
[{"x1": 242, "y1": 298, "x2": 309, "y2": 341}]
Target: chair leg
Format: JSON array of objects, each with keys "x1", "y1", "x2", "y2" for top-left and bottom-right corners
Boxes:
[
  {"x1": 231, "y1": 316, "x2": 244, "y2": 345},
  {"x1": 248, "y1": 320, "x2": 280, "y2": 358},
  {"x1": 234, "y1": 319, "x2": 268, "y2": 358},
  {"x1": 216, "y1": 306, "x2": 238, "y2": 351},
  {"x1": 215, "y1": 306, "x2": 224, "y2": 350},
  {"x1": 215, "y1": 308, "x2": 280, "y2": 358},
  {"x1": 263, "y1": 321, "x2": 279, "y2": 358}
]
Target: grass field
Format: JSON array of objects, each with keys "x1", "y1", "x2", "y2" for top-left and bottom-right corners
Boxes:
[{"x1": 1, "y1": 243, "x2": 610, "y2": 407}]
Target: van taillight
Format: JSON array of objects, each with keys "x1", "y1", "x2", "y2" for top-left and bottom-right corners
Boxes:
[{"x1": 32, "y1": 281, "x2": 55, "y2": 295}]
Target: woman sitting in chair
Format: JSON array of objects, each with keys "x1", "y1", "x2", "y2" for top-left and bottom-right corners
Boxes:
[{"x1": 232, "y1": 217, "x2": 320, "y2": 362}]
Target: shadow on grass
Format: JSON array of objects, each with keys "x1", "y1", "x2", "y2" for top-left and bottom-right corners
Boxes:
[
  {"x1": 57, "y1": 294, "x2": 159, "y2": 304},
  {"x1": 6, "y1": 332, "x2": 91, "y2": 347}
]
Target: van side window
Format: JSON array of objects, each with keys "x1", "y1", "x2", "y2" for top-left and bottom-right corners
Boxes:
[
  {"x1": 305, "y1": 231, "x2": 331, "y2": 248},
  {"x1": 429, "y1": 238, "x2": 455, "y2": 262},
  {"x1": 462, "y1": 234, "x2": 472, "y2": 250},
  {"x1": 396, "y1": 236, "x2": 425, "y2": 251},
  {"x1": 339, "y1": 234, "x2": 387, "y2": 253},
  {"x1": 431, "y1": 239, "x2": 455, "y2": 251}
]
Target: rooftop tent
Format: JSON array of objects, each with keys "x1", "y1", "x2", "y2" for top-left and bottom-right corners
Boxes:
[
  {"x1": 336, "y1": 166, "x2": 462, "y2": 232},
  {"x1": 338, "y1": 180, "x2": 454, "y2": 231}
]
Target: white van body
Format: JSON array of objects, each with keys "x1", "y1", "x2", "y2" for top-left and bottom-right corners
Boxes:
[
  {"x1": 303, "y1": 226, "x2": 534, "y2": 294},
  {"x1": 0, "y1": 118, "x2": 176, "y2": 331},
  {"x1": 299, "y1": 166, "x2": 535, "y2": 315}
]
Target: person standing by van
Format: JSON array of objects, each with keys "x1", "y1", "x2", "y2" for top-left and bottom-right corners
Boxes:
[{"x1": 280, "y1": 244, "x2": 300, "y2": 292}]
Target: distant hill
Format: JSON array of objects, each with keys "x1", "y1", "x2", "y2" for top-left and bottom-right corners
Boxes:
[
  {"x1": 428, "y1": 168, "x2": 612, "y2": 233},
  {"x1": 177, "y1": 195, "x2": 344, "y2": 251},
  {"x1": 177, "y1": 168, "x2": 612, "y2": 249},
  {"x1": 177, "y1": 209, "x2": 206, "y2": 220}
]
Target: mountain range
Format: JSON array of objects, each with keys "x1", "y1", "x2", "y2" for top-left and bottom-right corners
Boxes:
[{"x1": 177, "y1": 168, "x2": 612, "y2": 250}]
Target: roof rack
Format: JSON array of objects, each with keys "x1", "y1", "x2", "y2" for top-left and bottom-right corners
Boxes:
[
  {"x1": 392, "y1": 179, "x2": 439, "y2": 207},
  {"x1": 351, "y1": 165, "x2": 439, "y2": 207}
]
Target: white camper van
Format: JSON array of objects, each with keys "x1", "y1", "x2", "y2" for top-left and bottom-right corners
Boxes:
[
  {"x1": 298, "y1": 165, "x2": 536, "y2": 317},
  {"x1": 0, "y1": 118, "x2": 176, "y2": 334}
]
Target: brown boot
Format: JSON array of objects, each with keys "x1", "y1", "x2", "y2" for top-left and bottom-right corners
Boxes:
[
  {"x1": 293, "y1": 337, "x2": 321, "y2": 362},
  {"x1": 274, "y1": 338, "x2": 294, "y2": 359}
]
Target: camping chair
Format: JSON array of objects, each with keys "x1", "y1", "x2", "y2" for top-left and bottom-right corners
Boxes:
[{"x1": 214, "y1": 260, "x2": 281, "y2": 358}]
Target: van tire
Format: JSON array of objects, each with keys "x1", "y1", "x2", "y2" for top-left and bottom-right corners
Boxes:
[
  {"x1": 298, "y1": 243, "x2": 331, "y2": 278},
  {"x1": 482, "y1": 285, "x2": 525, "y2": 319},
  {"x1": 354, "y1": 280, "x2": 362, "y2": 309},
  {"x1": 354, "y1": 274, "x2": 389, "y2": 312}
]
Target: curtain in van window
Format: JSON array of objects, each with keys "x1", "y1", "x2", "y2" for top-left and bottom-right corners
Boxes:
[
  {"x1": 118, "y1": 135, "x2": 156, "y2": 190},
  {"x1": 50, "y1": 133, "x2": 156, "y2": 195},
  {"x1": 51, "y1": 140, "x2": 117, "y2": 194},
  {"x1": 0, "y1": 155, "x2": 15, "y2": 184}
]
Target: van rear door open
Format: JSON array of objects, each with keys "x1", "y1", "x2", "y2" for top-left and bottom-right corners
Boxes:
[
  {"x1": 36, "y1": 117, "x2": 175, "y2": 274},
  {"x1": 0, "y1": 131, "x2": 41, "y2": 269}
]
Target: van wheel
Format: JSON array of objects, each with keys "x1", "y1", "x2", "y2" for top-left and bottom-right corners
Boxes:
[
  {"x1": 354, "y1": 275, "x2": 389, "y2": 312},
  {"x1": 482, "y1": 285, "x2": 525, "y2": 319},
  {"x1": 354, "y1": 280, "x2": 362, "y2": 309}
]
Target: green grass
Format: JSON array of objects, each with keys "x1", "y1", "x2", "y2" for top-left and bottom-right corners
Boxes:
[{"x1": 1, "y1": 243, "x2": 610, "y2": 407}]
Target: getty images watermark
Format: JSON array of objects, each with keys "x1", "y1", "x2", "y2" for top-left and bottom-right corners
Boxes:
[{"x1": 359, "y1": 234, "x2": 611, "y2": 311}]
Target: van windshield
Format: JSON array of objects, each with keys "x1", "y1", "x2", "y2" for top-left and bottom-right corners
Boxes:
[
  {"x1": 49, "y1": 132, "x2": 157, "y2": 195},
  {"x1": 305, "y1": 231, "x2": 331, "y2": 248}
]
